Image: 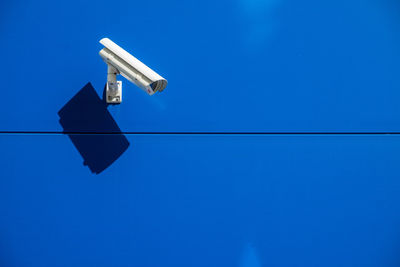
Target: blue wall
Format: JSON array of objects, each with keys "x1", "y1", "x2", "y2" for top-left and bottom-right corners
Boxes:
[
  {"x1": 1, "y1": 0, "x2": 400, "y2": 266},
  {"x1": 1, "y1": 0, "x2": 400, "y2": 132}
]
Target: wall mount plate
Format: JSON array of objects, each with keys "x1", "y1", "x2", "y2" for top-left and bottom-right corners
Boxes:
[{"x1": 106, "y1": 81, "x2": 122, "y2": 104}]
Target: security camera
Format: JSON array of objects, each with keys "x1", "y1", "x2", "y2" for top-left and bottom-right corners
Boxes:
[{"x1": 99, "y1": 38, "x2": 167, "y2": 104}]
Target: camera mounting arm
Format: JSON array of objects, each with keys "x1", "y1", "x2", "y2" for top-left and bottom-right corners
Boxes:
[{"x1": 106, "y1": 64, "x2": 122, "y2": 104}]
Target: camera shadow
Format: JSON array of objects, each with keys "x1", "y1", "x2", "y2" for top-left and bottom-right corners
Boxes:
[{"x1": 58, "y1": 82, "x2": 130, "y2": 174}]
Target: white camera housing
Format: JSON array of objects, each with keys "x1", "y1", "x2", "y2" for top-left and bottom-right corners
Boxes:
[{"x1": 99, "y1": 38, "x2": 167, "y2": 104}]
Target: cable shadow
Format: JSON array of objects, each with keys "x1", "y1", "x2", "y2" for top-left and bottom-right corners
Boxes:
[{"x1": 58, "y1": 82, "x2": 130, "y2": 174}]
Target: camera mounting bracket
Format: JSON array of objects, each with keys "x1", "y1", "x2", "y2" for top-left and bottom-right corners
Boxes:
[{"x1": 106, "y1": 64, "x2": 122, "y2": 104}]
